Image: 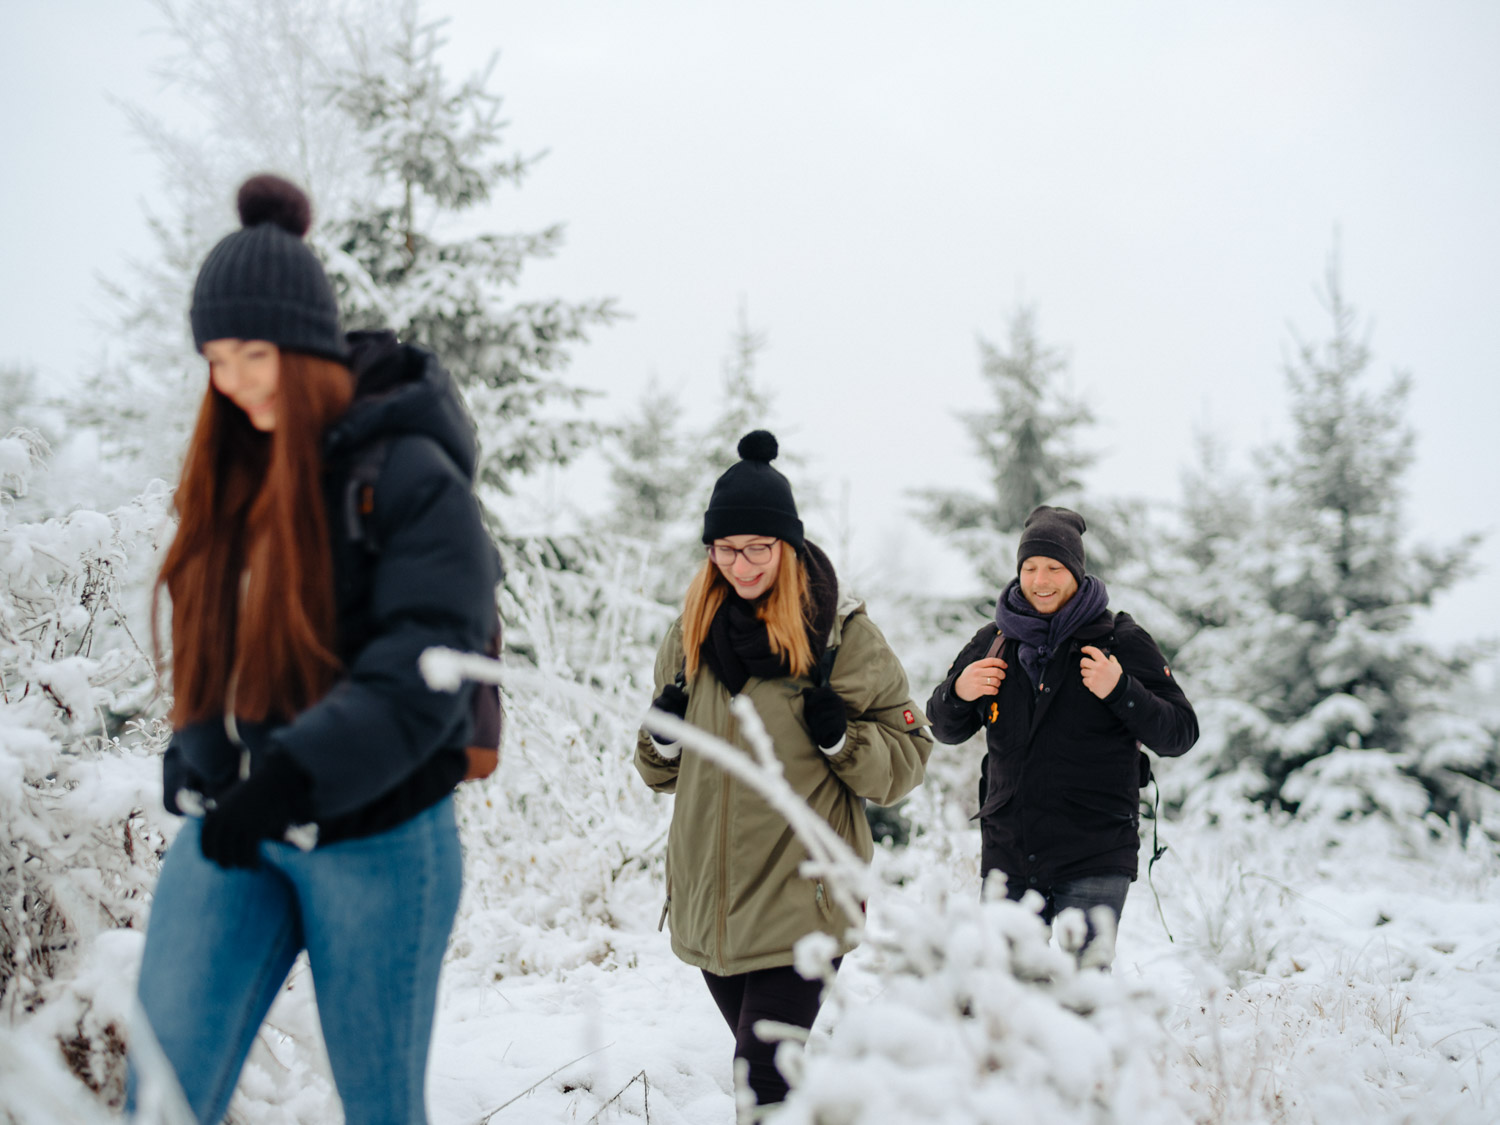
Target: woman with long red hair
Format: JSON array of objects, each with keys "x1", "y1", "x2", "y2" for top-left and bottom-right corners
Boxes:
[
  {"x1": 635, "y1": 432, "x2": 933, "y2": 1110},
  {"x1": 131, "y1": 175, "x2": 498, "y2": 1125}
]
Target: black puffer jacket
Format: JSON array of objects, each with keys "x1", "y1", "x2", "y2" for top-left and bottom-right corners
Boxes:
[
  {"x1": 162, "y1": 331, "x2": 501, "y2": 843},
  {"x1": 925, "y1": 611, "x2": 1197, "y2": 886}
]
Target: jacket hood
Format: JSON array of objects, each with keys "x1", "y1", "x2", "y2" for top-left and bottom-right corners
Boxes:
[{"x1": 323, "y1": 330, "x2": 479, "y2": 480}]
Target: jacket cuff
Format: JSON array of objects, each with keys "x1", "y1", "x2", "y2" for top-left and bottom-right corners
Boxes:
[
  {"x1": 930, "y1": 679, "x2": 974, "y2": 719},
  {"x1": 818, "y1": 733, "x2": 847, "y2": 757},
  {"x1": 649, "y1": 737, "x2": 682, "y2": 761},
  {"x1": 1102, "y1": 673, "x2": 1135, "y2": 710}
]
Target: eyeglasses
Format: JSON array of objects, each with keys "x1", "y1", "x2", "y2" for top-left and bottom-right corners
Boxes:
[{"x1": 708, "y1": 542, "x2": 775, "y2": 565}]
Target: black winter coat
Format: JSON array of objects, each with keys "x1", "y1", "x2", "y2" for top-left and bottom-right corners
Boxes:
[
  {"x1": 925, "y1": 610, "x2": 1197, "y2": 886},
  {"x1": 163, "y1": 331, "x2": 501, "y2": 843}
]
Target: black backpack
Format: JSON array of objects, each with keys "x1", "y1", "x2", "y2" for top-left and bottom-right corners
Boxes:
[{"x1": 345, "y1": 439, "x2": 503, "y2": 781}]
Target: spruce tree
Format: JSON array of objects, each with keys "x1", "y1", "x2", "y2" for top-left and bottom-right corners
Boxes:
[
  {"x1": 325, "y1": 4, "x2": 616, "y2": 510},
  {"x1": 1172, "y1": 259, "x2": 1489, "y2": 822},
  {"x1": 703, "y1": 306, "x2": 776, "y2": 478},
  {"x1": 914, "y1": 305, "x2": 1095, "y2": 591},
  {"x1": 596, "y1": 307, "x2": 782, "y2": 606},
  {"x1": 72, "y1": 0, "x2": 383, "y2": 495}
]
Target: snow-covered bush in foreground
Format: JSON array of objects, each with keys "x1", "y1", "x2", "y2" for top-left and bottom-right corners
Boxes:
[
  {"x1": 779, "y1": 876, "x2": 1199, "y2": 1125},
  {"x1": 1, "y1": 431, "x2": 171, "y2": 1110},
  {"x1": 442, "y1": 539, "x2": 678, "y2": 986}
]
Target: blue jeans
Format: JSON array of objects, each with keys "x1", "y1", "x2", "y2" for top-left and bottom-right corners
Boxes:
[
  {"x1": 132, "y1": 796, "x2": 462, "y2": 1125},
  {"x1": 1005, "y1": 871, "x2": 1131, "y2": 966}
]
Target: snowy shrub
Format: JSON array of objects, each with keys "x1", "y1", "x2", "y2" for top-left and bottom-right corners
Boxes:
[
  {"x1": 1146, "y1": 801, "x2": 1500, "y2": 1124},
  {"x1": 776, "y1": 876, "x2": 1202, "y2": 1125},
  {"x1": 442, "y1": 538, "x2": 679, "y2": 986},
  {"x1": 1, "y1": 431, "x2": 172, "y2": 1109}
]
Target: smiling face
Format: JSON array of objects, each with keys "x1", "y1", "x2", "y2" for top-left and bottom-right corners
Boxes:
[
  {"x1": 1018, "y1": 555, "x2": 1079, "y2": 615},
  {"x1": 203, "y1": 338, "x2": 281, "y2": 431},
  {"x1": 709, "y1": 535, "x2": 783, "y2": 600}
]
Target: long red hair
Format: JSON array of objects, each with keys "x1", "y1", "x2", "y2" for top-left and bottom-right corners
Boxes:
[{"x1": 155, "y1": 350, "x2": 354, "y2": 726}]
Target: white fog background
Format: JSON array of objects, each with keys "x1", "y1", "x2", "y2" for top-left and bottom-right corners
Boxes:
[{"x1": 4, "y1": 0, "x2": 1497, "y2": 655}]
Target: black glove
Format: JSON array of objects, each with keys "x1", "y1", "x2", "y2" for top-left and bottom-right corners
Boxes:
[
  {"x1": 649, "y1": 683, "x2": 689, "y2": 744},
  {"x1": 803, "y1": 684, "x2": 848, "y2": 750},
  {"x1": 200, "y1": 753, "x2": 314, "y2": 870}
]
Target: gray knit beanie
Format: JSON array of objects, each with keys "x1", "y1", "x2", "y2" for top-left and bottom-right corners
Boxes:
[
  {"x1": 1016, "y1": 505, "x2": 1087, "y2": 584},
  {"x1": 189, "y1": 175, "x2": 346, "y2": 362}
]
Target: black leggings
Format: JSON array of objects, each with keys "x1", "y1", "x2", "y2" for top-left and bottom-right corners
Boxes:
[{"x1": 701, "y1": 958, "x2": 842, "y2": 1105}]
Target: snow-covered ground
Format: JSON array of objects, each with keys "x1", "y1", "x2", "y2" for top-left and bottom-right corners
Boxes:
[
  {"x1": 156, "y1": 791, "x2": 1498, "y2": 1125},
  {"x1": 4, "y1": 758, "x2": 1498, "y2": 1123}
]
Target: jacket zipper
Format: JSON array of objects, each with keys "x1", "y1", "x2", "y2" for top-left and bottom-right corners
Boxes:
[
  {"x1": 715, "y1": 706, "x2": 736, "y2": 970},
  {"x1": 224, "y1": 570, "x2": 251, "y2": 780},
  {"x1": 658, "y1": 851, "x2": 671, "y2": 932}
]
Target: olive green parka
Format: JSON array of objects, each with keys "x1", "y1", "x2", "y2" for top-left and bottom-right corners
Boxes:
[{"x1": 635, "y1": 594, "x2": 932, "y2": 976}]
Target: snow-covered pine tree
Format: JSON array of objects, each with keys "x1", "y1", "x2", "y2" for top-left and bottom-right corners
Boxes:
[
  {"x1": 702, "y1": 305, "x2": 777, "y2": 480},
  {"x1": 594, "y1": 305, "x2": 785, "y2": 608},
  {"x1": 913, "y1": 304, "x2": 1095, "y2": 592},
  {"x1": 326, "y1": 3, "x2": 616, "y2": 512},
  {"x1": 600, "y1": 380, "x2": 701, "y2": 545},
  {"x1": 71, "y1": 0, "x2": 390, "y2": 497},
  {"x1": 1171, "y1": 259, "x2": 1494, "y2": 829}
]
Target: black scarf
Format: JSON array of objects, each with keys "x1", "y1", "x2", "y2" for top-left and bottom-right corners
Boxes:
[
  {"x1": 701, "y1": 541, "x2": 839, "y2": 694},
  {"x1": 994, "y1": 574, "x2": 1110, "y2": 689}
]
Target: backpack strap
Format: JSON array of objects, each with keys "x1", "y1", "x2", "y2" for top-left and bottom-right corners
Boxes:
[
  {"x1": 815, "y1": 643, "x2": 838, "y2": 688},
  {"x1": 344, "y1": 438, "x2": 392, "y2": 553},
  {"x1": 983, "y1": 628, "x2": 1006, "y2": 661},
  {"x1": 341, "y1": 436, "x2": 503, "y2": 780}
]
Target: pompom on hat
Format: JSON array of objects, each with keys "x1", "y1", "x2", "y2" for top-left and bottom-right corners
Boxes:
[
  {"x1": 189, "y1": 174, "x2": 346, "y2": 362},
  {"x1": 1016, "y1": 505, "x2": 1087, "y2": 584},
  {"x1": 702, "y1": 430, "x2": 805, "y2": 549}
]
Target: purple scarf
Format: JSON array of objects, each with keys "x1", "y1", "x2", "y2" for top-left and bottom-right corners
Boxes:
[{"x1": 994, "y1": 575, "x2": 1110, "y2": 689}]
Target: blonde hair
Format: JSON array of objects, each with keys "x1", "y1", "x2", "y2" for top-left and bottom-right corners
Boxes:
[{"x1": 681, "y1": 544, "x2": 814, "y2": 680}]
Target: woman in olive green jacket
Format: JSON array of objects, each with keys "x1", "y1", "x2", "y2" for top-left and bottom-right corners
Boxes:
[{"x1": 635, "y1": 430, "x2": 932, "y2": 1108}]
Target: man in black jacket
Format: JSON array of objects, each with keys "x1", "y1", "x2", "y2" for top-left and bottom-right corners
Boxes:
[{"x1": 925, "y1": 506, "x2": 1198, "y2": 966}]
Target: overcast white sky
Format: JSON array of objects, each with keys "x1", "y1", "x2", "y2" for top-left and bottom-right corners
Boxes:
[{"x1": 4, "y1": 1, "x2": 1498, "y2": 647}]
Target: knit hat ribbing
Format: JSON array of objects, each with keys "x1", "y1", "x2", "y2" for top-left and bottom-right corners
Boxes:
[
  {"x1": 702, "y1": 431, "x2": 805, "y2": 549},
  {"x1": 1016, "y1": 505, "x2": 1087, "y2": 584},
  {"x1": 189, "y1": 175, "x2": 346, "y2": 363}
]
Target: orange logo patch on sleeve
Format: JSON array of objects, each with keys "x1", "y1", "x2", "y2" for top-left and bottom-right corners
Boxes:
[
  {"x1": 988, "y1": 701, "x2": 999, "y2": 723},
  {"x1": 1164, "y1": 665, "x2": 1171, "y2": 677},
  {"x1": 902, "y1": 709, "x2": 915, "y2": 726}
]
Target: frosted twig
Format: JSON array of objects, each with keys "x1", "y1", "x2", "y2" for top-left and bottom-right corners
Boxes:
[
  {"x1": 420, "y1": 646, "x2": 505, "y2": 691},
  {"x1": 585, "y1": 1068, "x2": 650, "y2": 1123},
  {"x1": 470, "y1": 1042, "x2": 612, "y2": 1124},
  {"x1": 424, "y1": 647, "x2": 870, "y2": 933}
]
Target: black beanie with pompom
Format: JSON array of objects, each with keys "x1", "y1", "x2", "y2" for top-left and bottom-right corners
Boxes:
[
  {"x1": 702, "y1": 430, "x2": 804, "y2": 549},
  {"x1": 189, "y1": 174, "x2": 345, "y2": 362}
]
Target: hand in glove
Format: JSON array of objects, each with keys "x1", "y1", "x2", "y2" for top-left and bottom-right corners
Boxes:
[
  {"x1": 649, "y1": 683, "x2": 689, "y2": 746},
  {"x1": 802, "y1": 684, "x2": 848, "y2": 751},
  {"x1": 200, "y1": 753, "x2": 314, "y2": 870}
]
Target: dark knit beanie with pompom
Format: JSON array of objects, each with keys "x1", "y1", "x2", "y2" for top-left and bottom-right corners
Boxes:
[
  {"x1": 702, "y1": 430, "x2": 804, "y2": 549},
  {"x1": 189, "y1": 174, "x2": 346, "y2": 362}
]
